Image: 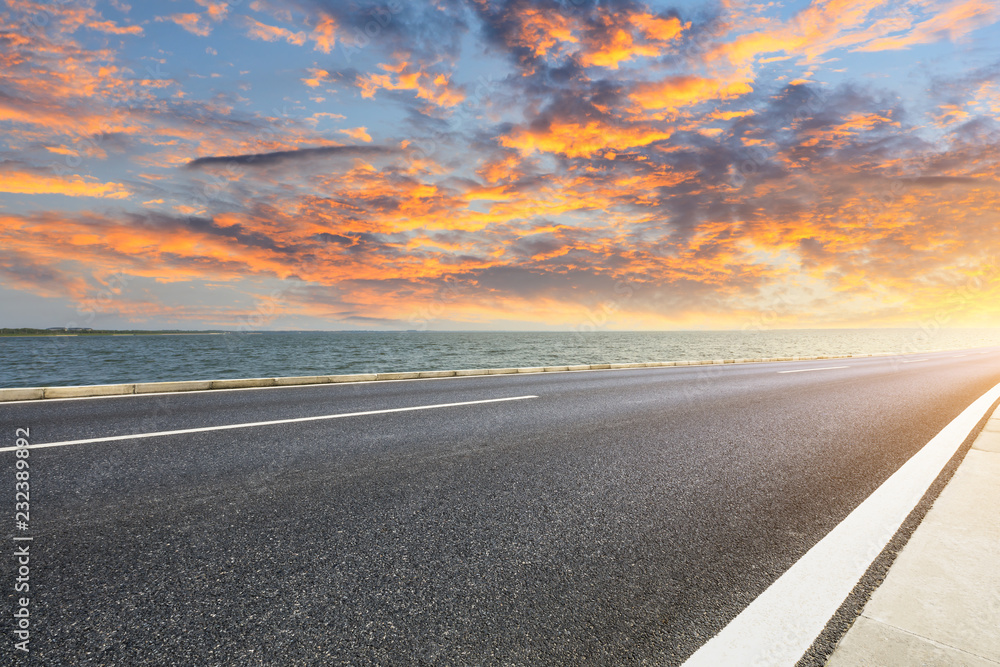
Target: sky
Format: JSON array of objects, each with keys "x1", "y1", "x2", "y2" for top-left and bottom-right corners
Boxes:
[{"x1": 1, "y1": 0, "x2": 1000, "y2": 332}]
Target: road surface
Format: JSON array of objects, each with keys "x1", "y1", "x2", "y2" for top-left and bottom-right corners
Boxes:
[{"x1": 3, "y1": 348, "x2": 999, "y2": 664}]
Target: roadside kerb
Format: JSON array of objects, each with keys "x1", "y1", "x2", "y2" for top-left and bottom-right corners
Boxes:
[
  {"x1": 824, "y1": 404, "x2": 1000, "y2": 665},
  {"x1": 376, "y1": 372, "x2": 421, "y2": 381},
  {"x1": 0, "y1": 348, "x2": 967, "y2": 402},
  {"x1": 418, "y1": 370, "x2": 456, "y2": 379},
  {"x1": 211, "y1": 378, "x2": 275, "y2": 390},
  {"x1": 44, "y1": 383, "x2": 135, "y2": 399},
  {"x1": 3, "y1": 388, "x2": 45, "y2": 401},
  {"x1": 328, "y1": 373, "x2": 377, "y2": 383},
  {"x1": 272, "y1": 376, "x2": 328, "y2": 386},
  {"x1": 134, "y1": 380, "x2": 213, "y2": 394}
]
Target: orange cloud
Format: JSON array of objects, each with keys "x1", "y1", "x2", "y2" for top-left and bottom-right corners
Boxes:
[
  {"x1": 242, "y1": 17, "x2": 307, "y2": 46},
  {"x1": 931, "y1": 104, "x2": 971, "y2": 127},
  {"x1": 302, "y1": 68, "x2": 330, "y2": 88},
  {"x1": 631, "y1": 76, "x2": 753, "y2": 112},
  {"x1": 194, "y1": 0, "x2": 231, "y2": 21},
  {"x1": 492, "y1": 4, "x2": 689, "y2": 70},
  {"x1": 158, "y1": 13, "x2": 212, "y2": 37},
  {"x1": 509, "y1": 8, "x2": 578, "y2": 60},
  {"x1": 310, "y1": 15, "x2": 338, "y2": 53},
  {"x1": 630, "y1": 13, "x2": 686, "y2": 42},
  {"x1": 476, "y1": 152, "x2": 528, "y2": 185},
  {"x1": 339, "y1": 127, "x2": 372, "y2": 142},
  {"x1": 358, "y1": 66, "x2": 466, "y2": 109},
  {"x1": 499, "y1": 118, "x2": 671, "y2": 158},
  {"x1": 86, "y1": 20, "x2": 143, "y2": 35},
  {"x1": 153, "y1": 1, "x2": 233, "y2": 38},
  {"x1": 577, "y1": 27, "x2": 661, "y2": 69},
  {"x1": 0, "y1": 168, "x2": 130, "y2": 199},
  {"x1": 577, "y1": 12, "x2": 687, "y2": 69}
]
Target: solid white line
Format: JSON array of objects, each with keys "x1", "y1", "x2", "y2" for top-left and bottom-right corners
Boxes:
[
  {"x1": 777, "y1": 366, "x2": 849, "y2": 374},
  {"x1": 901, "y1": 359, "x2": 930, "y2": 363},
  {"x1": 681, "y1": 380, "x2": 1000, "y2": 666},
  {"x1": 0, "y1": 395, "x2": 539, "y2": 453}
]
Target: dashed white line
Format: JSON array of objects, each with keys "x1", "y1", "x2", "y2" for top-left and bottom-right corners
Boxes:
[
  {"x1": 953, "y1": 354, "x2": 968, "y2": 358},
  {"x1": 777, "y1": 366, "x2": 849, "y2": 374},
  {"x1": 0, "y1": 395, "x2": 539, "y2": 453},
  {"x1": 901, "y1": 359, "x2": 931, "y2": 363}
]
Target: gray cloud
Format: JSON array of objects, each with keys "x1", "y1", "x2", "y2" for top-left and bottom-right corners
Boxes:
[{"x1": 186, "y1": 145, "x2": 395, "y2": 169}]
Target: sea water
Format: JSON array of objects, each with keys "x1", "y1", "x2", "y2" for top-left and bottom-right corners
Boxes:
[{"x1": 2, "y1": 329, "x2": 1000, "y2": 388}]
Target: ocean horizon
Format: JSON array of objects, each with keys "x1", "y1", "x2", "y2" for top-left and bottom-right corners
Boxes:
[{"x1": 3, "y1": 328, "x2": 1000, "y2": 390}]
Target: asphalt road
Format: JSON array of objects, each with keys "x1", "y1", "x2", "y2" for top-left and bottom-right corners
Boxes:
[{"x1": 3, "y1": 347, "x2": 1000, "y2": 664}]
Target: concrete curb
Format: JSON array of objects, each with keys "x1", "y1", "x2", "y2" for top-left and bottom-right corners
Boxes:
[
  {"x1": 134, "y1": 380, "x2": 213, "y2": 393},
  {"x1": 825, "y1": 404, "x2": 1000, "y2": 665},
  {"x1": 0, "y1": 349, "x2": 957, "y2": 402}
]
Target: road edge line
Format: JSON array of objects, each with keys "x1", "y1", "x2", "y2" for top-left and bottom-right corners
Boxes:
[
  {"x1": 796, "y1": 394, "x2": 1000, "y2": 665},
  {"x1": 680, "y1": 380, "x2": 1000, "y2": 667}
]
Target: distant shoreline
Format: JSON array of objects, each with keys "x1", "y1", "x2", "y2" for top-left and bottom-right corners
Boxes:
[{"x1": 0, "y1": 330, "x2": 226, "y2": 338}]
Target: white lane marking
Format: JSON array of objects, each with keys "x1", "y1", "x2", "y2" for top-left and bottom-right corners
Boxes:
[
  {"x1": 953, "y1": 354, "x2": 967, "y2": 358},
  {"x1": 682, "y1": 380, "x2": 1000, "y2": 667},
  {"x1": 777, "y1": 366, "x2": 849, "y2": 374},
  {"x1": 0, "y1": 395, "x2": 539, "y2": 453},
  {"x1": 901, "y1": 359, "x2": 930, "y2": 363}
]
